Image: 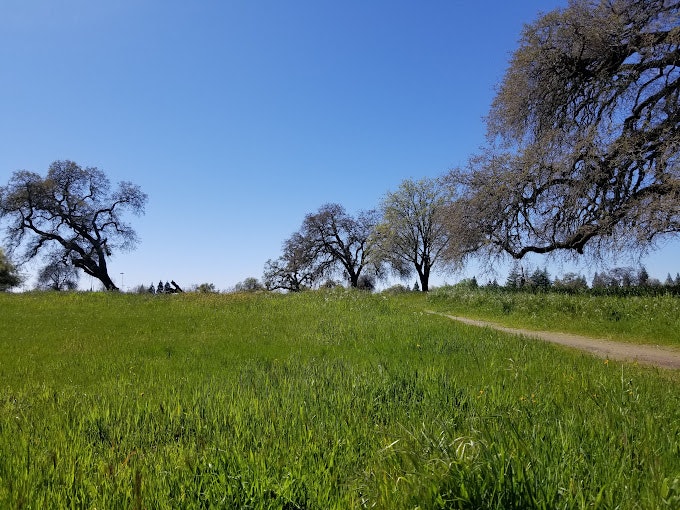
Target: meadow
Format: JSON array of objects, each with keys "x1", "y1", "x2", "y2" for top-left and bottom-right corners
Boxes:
[
  {"x1": 0, "y1": 290, "x2": 679, "y2": 509},
  {"x1": 426, "y1": 286, "x2": 680, "y2": 347}
]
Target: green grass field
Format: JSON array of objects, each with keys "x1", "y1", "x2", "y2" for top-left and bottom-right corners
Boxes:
[
  {"x1": 426, "y1": 286, "x2": 680, "y2": 347},
  {"x1": 1, "y1": 290, "x2": 679, "y2": 508}
]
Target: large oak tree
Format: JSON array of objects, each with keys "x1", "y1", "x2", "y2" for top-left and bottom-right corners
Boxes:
[
  {"x1": 263, "y1": 232, "x2": 325, "y2": 292},
  {"x1": 454, "y1": 0, "x2": 680, "y2": 260},
  {"x1": 0, "y1": 160, "x2": 147, "y2": 290},
  {"x1": 299, "y1": 203, "x2": 379, "y2": 288}
]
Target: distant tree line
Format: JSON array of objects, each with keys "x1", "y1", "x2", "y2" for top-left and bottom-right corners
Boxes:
[
  {"x1": 468, "y1": 264, "x2": 680, "y2": 297},
  {"x1": 263, "y1": 177, "x2": 452, "y2": 292}
]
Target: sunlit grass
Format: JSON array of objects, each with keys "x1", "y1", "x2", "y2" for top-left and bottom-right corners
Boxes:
[
  {"x1": 0, "y1": 290, "x2": 679, "y2": 508},
  {"x1": 426, "y1": 286, "x2": 680, "y2": 346}
]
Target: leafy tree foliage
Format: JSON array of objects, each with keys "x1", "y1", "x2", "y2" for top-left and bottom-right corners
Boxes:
[
  {"x1": 263, "y1": 232, "x2": 324, "y2": 292},
  {"x1": 553, "y1": 272, "x2": 589, "y2": 292},
  {"x1": 505, "y1": 262, "x2": 525, "y2": 289},
  {"x1": 592, "y1": 266, "x2": 650, "y2": 289},
  {"x1": 234, "y1": 277, "x2": 264, "y2": 292},
  {"x1": 321, "y1": 279, "x2": 341, "y2": 289},
  {"x1": 450, "y1": 0, "x2": 680, "y2": 260},
  {"x1": 356, "y1": 274, "x2": 376, "y2": 291},
  {"x1": 456, "y1": 277, "x2": 479, "y2": 290},
  {"x1": 298, "y1": 203, "x2": 379, "y2": 288},
  {"x1": 528, "y1": 267, "x2": 551, "y2": 291},
  {"x1": 35, "y1": 251, "x2": 79, "y2": 291},
  {"x1": 381, "y1": 284, "x2": 411, "y2": 294},
  {"x1": 195, "y1": 283, "x2": 218, "y2": 293},
  {"x1": 591, "y1": 271, "x2": 608, "y2": 289},
  {"x1": 0, "y1": 161, "x2": 147, "y2": 290},
  {"x1": 0, "y1": 247, "x2": 22, "y2": 291},
  {"x1": 127, "y1": 284, "x2": 151, "y2": 294},
  {"x1": 612, "y1": 267, "x2": 636, "y2": 288},
  {"x1": 374, "y1": 177, "x2": 451, "y2": 292}
]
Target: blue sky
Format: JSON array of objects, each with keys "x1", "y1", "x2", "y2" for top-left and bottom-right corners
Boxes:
[{"x1": 2, "y1": 0, "x2": 679, "y2": 290}]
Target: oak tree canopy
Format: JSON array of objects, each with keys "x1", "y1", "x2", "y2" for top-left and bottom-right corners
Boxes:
[
  {"x1": 452, "y1": 0, "x2": 679, "y2": 260},
  {"x1": 374, "y1": 177, "x2": 451, "y2": 292},
  {"x1": 298, "y1": 203, "x2": 379, "y2": 288},
  {"x1": 0, "y1": 160, "x2": 147, "y2": 290},
  {"x1": 263, "y1": 232, "x2": 324, "y2": 292}
]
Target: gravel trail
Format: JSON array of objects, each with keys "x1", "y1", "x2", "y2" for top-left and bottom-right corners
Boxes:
[{"x1": 427, "y1": 311, "x2": 680, "y2": 370}]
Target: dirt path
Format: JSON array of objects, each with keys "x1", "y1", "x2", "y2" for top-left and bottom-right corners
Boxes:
[{"x1": 426, "y1": 311, "x2": 680, "y2": 370}]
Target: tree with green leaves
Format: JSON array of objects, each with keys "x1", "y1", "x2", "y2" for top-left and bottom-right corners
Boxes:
[
  {"x1": 374, "y1": 177, "x2": 450, "y2": 292},
  {"x1": 196, "y1": 283, "x2": 218, "y2": 293},
  {"x1": 505, "y1": 262, "x2": 524, "y2": 289},
  {"x1": 0, "y1": 247, "x2": 22, "y2": 291},
  {"x1": 553, "y1": 272, "x2": 588, "y2": 292},
  {"x1": 234, "y1": 277, "x2": 263, "y2": 293},
  {"x1": 0, "y1": 160, "x2": 147, "y2": 290},
  {"x1": 528, "y1": 267, "x2": 551, "y2": 291}
]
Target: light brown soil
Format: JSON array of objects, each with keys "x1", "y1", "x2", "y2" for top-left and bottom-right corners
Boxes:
[{"x1": 427, "y1": 311, "x2": 680, "y2": 370}]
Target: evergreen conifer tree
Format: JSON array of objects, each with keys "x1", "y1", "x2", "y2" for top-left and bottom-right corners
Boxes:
[
  {"x1": 506, "y1": 262, "x2": 522, "y2": 289},
  {"x1": 637, "y1": 267, "x2": 649, "y2": 287}
]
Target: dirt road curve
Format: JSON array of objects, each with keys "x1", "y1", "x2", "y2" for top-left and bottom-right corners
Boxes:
[{"x1": 427, "y1": 311, "x2": 680, "y2": 370}]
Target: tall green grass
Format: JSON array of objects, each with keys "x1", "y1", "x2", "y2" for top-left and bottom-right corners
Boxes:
[
  {"x1": 0, "y1": 290, "x2": 679, "y2": 508},
  {"x1": 426, "y1": 286, "x2": 680, "y2": 346}
]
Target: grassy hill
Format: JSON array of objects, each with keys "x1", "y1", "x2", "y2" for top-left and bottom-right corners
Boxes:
[
  {"x1": 1, "y1": 290, "x2": 679, "y2": 508},
  {"x1": 426, "y1": 286, "x2": 680, "y2": 346}
]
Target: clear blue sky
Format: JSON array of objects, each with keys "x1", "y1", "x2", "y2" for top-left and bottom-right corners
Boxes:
[{"x1": 2, "y1": 0, "x2": 679, "y2": 290}]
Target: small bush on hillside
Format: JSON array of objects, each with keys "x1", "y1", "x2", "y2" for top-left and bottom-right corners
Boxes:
[
  {"x1": 195, "y1": 283, "x2": 218, "y2": 293},
  {"x1": 381, "y1": 284, "x2": 410, "y2": 295},
  {"x1": 233, "y1": 277, "x2": 264, "y2": 293}
]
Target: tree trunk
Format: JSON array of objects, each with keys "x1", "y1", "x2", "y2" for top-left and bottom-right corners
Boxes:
[
  {"x1": 74, "y1": 257, "x2": 118, "y2": 291},
  {"x1": 419, "y1": 273, "x2": 429, "y2": 292},
  {"x1": 99, "y1": 272, "x2": 119, "y2": 291},
  {"x1": 88, "y1": 266, "x2": 118, "y2": 291},
  {"x1": 418, "y1": 265, "x2": 430, "y2": 292}
]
